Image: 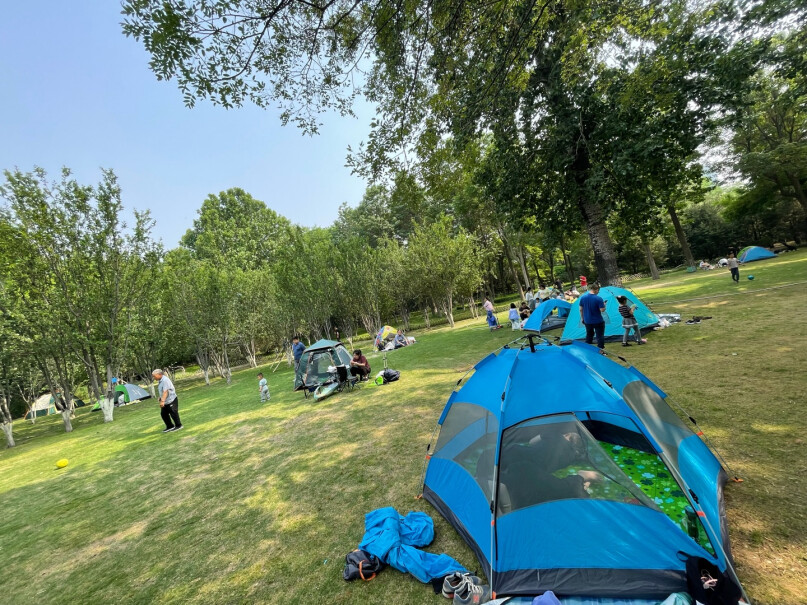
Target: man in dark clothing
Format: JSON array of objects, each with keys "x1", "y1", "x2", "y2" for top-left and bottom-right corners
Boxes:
[
  {"x1": 292, "y1": 337, "x2": 305, "y2": 370},
  {"x1": 350, "y1": 349, "x2": 371, "y2": 381},
  {"x1": 579, "y1": 283, "x2": 607, "y2": 350}
]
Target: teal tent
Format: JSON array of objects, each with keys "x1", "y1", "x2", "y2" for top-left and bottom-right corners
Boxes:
[
  {"x1": 294, "y1": 339, "x2": 354, "y2": 393},
  {"x1": 738, "y1": 246, "x2": 775, "y2": 262},
  {"x1": 561, "y1": 287, "x2": 658, "y2": 343}
]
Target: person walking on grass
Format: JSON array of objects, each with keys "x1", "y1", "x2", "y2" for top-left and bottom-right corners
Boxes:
[
  {"x1": 257, "y1": 372, "x2": 270, "y2": 403},
  {"x1": 579, "y1": 283, "x2": 607, "y2": 351},
  {"x1": 617, "y1": 295, "x2": 644, "y2": 347},
  {"x1": 153, "y1": 369, "x2": 182, "y2": 433},
  {"x1": 727, "y1": 252, "x2": 740, "y2": 284},
  {"x1": 508, "y1": 303, "x2": 521, "y2": 330}
]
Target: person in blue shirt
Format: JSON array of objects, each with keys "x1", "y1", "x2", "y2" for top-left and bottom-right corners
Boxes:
[
  {"x1": 292, "y1": 337, "x2": 306, "y2": 370},
  {"x1": 579, "y1": 283, "x2": 607, "y2": 350}
]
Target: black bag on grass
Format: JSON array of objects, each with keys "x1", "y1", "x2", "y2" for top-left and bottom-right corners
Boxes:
[
  {"x1": 381, "y1": 369, "x2": 400, "y2": 384},
  {"x1": 343, "y1": 549, "x2": 385, "y2": 581}
]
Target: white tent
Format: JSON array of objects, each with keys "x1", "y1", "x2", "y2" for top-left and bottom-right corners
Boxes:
[{"x1": 25, "y1": 393, "x2": 56, "y2": 420}]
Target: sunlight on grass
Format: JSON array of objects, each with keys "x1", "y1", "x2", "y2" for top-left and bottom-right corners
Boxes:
[{"x1": 0, "y1": 251, "x2": 805, "y2": 604}]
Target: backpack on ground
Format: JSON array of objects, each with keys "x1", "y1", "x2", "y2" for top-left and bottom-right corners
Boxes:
[
  {"x1": 343, "y1": 549, "x2": 385, "y2": 581},
  {"x1": 377, "y1": 369, "x2": 400, "y2": 384}
]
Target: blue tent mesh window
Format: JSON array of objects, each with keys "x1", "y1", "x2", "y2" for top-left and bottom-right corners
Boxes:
[
  {"x1": 621, "y1": 382, "x2": 691, "y2": 467},
  {"x1": 434, "y1": 402, "x2": 499, "y2": 501},
  {"x1": 498, "y1": 415, "x2": 658, "y2": 514}
]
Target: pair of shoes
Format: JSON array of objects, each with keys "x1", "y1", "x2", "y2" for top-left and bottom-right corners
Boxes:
[
  {"x1": 442, "y1": 572, "x2": 481, "y2": 599},
  {"x1": 453, "y1": 580, "x2": 491, "y2": 604}
]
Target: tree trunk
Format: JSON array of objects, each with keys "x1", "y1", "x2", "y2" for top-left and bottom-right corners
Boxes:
[
  {"x1": 222, "y1": 341, "x2": 232, "y2": 385},
  {"x1": 517, "y1": 246, "x2": 531, "y2": 290},
  {"x1": 61, "y1": 410, "x2": 73, "y2": 433},
  {"x1": 423, "y1": 307, "x2": 431, "y2": 329},
  {"x1": 642, "y1": 240, "x2": 660, "y2": 280},
  {"x1": 668, "y1": 204, "x2": 695, "y2": 269},
  {"x1": 243, "y1": 339, "x2": 258, "y2": 368},
  {"x1": 498, "y1": 224, "x2": 526, "y2": 298},
  {"x1": 196, "y1": 351, "x2": 211, "y2": 386},
  {"x1": 561, "y1": 241, "x2": 575, "y2": 286},
  {"x1": 442, "y1": 294, "x2": 455, "y2": 328},
  {"x1": 400, "y1": 306, "x2": 410, "y2": 330},
  {"x1": 100, "y1": 395, "x2": 114, "y2": 423},
  {"x1": 578, "y1": 197, "x2": 620, "y2": 286},
  {"x1": 468, "y1": 296, "x2": 478, "y2": 319},
  {"x1": 2, "y1": 422, "x2": 13, "y2": 447}
]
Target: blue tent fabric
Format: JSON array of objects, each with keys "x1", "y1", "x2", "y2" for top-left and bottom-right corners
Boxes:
[
  {"x1": 523, "y1": 299, "x2": 572, "y2": 332},
  {"x1": 358, "y1": 507, "x2": 467, "y2": 583},
  {"x1": 423, "y1": 341, "x2": 742, "y2": 599},
  {"x1": 738, "y1": 246, "x2": 775, "y2": 262},
  {"x1": 561, "y1": 287, "x2": 658, "y2": 343}
]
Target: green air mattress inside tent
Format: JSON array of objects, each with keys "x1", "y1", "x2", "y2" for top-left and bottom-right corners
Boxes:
[{"x1": 565, "y1": 442, "x2": 714, "y2": 556}]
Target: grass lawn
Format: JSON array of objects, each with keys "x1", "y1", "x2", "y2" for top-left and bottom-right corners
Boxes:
[{"x1": 1, "y1": 251, "x2": 806, "y2": 605}]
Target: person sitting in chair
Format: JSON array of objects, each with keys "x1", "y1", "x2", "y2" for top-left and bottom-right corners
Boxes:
[{"x1": 350, "y1": 349, "x2": 371, "y2": 381}]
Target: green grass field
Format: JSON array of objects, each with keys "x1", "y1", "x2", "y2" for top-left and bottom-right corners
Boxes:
[{"x1": 2, "y1": 251, "x2": 806, "y2": 604}]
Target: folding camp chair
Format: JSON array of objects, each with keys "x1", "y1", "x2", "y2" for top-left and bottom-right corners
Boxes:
[{"x1": 335, "y1": 365, "x2": 358, "y2": 392}]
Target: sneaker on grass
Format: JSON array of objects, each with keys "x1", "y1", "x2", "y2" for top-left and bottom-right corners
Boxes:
[
  {"x1": 162, "y1": 427, "x2": 174, "y2": 433},
  {"x1": 453, "y1": 581, "x2": 491, "y2": 605},
  {"x1": 441, "y1": 572, "x2": 481, "y2": 599}
]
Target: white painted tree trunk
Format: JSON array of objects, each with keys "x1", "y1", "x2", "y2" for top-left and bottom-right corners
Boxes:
[
  {"x1": 61, "y1": 410, "x2": 73, "y2": 433},
  {"x1": 2, "y1": 422, "x2": 14, "y2": 447},
  {"x1": 100, "y1": 397, "x2": 114, "y2": 423}
]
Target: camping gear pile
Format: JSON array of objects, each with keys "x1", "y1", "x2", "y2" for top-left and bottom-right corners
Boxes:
[{"x1": 421, "y1": 338, "x2": 747, "y2": 602}]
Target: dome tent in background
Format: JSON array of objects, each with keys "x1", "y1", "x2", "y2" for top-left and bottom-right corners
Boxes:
[
  {"x1": 561, "y1": 286, "x2": 659, "y2": 343},
  {"x1": 738, "y1": 246, "x2": 775, "y2": 263},
  {"x1": 422, "y1": 340, "x2": 746, "y2": 601},
  {"x1": 522, "y1": 299, "x2": 572, "y2": 332},
  {"x1": 24, "y1": 393, "x2": 86, "y2": 420}
]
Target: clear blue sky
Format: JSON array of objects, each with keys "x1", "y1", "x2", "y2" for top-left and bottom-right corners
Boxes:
[{"x1": 0, "y1": 2, "x2": 374, "y2": 248}]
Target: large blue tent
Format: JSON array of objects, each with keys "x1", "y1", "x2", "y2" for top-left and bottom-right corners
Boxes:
[
  {"x1": 523, "y1": 299, "x2": 572, "y2": 332},
  {"x1": 423, "y1": 340, "x2": 745, "y2": 600},
  {"x1": 738, "y1": 246, "x2": 775, "y2": 263},
  {"x1": 561, "y1": 287, "x2": 658, "y2": 343}
]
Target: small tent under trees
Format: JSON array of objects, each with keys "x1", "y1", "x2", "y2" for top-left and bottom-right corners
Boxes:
[
  {"x1": 738, "y1": 246, "x2": 775, "y2": 263},
  {"x1": 561, "y1": 287, "x2": 659, "y2": 343},
  {"x1": 293, "y1": 340, "x2": 354, "y2": 394},
  {"x1": 25, "y1": 393, "x2": 86, "y2": 420},
  {"x1": 25, "y1": 393, "x2": 56, "y2": 419},
  {"x1": 523, "y1": 299, "x2": 572, "y2": 332}
]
